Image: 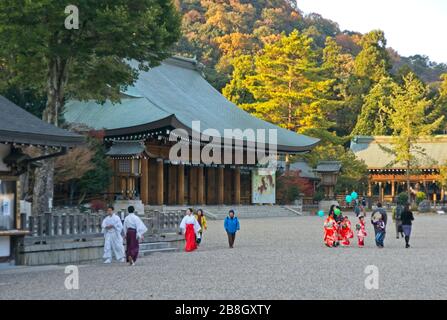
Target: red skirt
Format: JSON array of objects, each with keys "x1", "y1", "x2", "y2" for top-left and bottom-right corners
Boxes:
[{"x1": 185, "y1": 224, "x2": 198, "y2": 252}]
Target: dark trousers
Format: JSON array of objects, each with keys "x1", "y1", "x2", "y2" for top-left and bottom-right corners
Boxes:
[{"x1": 227, "y1": 232, "x2": 236, "y2": 248}]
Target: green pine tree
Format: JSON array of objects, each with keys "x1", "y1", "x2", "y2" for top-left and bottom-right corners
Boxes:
[
  {"x1": 388, "y1": 72, "x2": 445, "y2": 199},
  {"x1": 243, "y1": 30, "x2": 335, "y2": 137}
]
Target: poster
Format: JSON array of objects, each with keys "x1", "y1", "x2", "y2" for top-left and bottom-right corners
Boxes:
[{"x1": 252, "y1": 169, "x2": 276, "y2": 204}]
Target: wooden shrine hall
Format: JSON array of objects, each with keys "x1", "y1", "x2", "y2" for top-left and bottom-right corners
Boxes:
[
  {"x1": 351, "y1": 136, "x2": 447, "y2": 203},
  {"x1": 64, "y1": 56, "x2": 319, "y2": 206}
]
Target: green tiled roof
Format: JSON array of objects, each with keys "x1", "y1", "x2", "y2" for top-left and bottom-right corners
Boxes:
[
  {"x1": 351, "y1": 136, "x2": 447, "y2": 169},
  {"x1": 64, "y1": 56, "x2": 319, "y2": 153}
]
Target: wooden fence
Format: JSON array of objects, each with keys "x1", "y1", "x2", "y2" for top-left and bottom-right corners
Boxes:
[{"x1": 21, "y1": 208, "x2": 185, "y2": 242}]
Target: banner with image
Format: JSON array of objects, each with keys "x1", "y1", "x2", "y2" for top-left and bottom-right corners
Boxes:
[{"x1": 252, "y1": 169, "x2": 276, "y2": 204}]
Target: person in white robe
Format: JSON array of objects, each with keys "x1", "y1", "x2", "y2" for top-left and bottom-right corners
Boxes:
[
  {"x1": 123, "y1": 206, "x2": 148, "y2": 265},
  {"x1": 179, "y1": 208, "x2": 201, "y2": 252},
  {"x1": 101, "y1": 206, "x2": 125, "y2": 264}
]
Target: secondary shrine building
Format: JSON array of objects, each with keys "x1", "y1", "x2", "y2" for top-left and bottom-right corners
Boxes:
[
  {"x1": 64, "y1": 56, "x2": 319, "y2": 206},
  {"x1": 0, "y1": 95, "x2": 83, "y2": 263},
  {"x1": 351, "y1": 136, "x2": 447, "y2": 203}
]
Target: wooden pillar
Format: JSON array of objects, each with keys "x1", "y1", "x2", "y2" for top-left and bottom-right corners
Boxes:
[
  {"x1": 441, "y1": 187, "x2": 445, "y2": 202},
  {"x1": 189, "y1": 167, "x2": 197, "y2": 205},
  {"x1": 168, "y1": 165, "x2": 177, "y2": 205},
  {"x1": 206, "y1": 167, "x2": 216, "y2": 205},
  {"x1": 178, "y1": 164, "x2": 185, "y2": 205},
  {"x1": 379, "y1": 182, "x2": 384, "y2": 203},
  {"x1": 368, "y1": 181, "x2": 372, "y2": 197},
  {"x1": 217, "y1": 166, "x2": 224, "y2": 205},
  {"x1": 391, "y1": 181, "x2": 395, "y2": 198},
  {"x1": 234, "y1": 167, "x2": 241, "y2": 205},
  {"x1": 108, "y1": 159, "x2": 116, "y2": 195},
  {"x1": 156, "y1": 159, "x2": 164, "y2": 205},
  {"x1": 140, "y1": 158, "x2": 149, "y2": 205},
  {"x1": 224, "y1": 168, "x2": 233, "y2": 204},
  {"x1": 197, "y1": 166, "x2": 204, "y2": 205}
]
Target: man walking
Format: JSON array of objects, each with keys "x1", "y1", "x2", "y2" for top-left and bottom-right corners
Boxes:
[
  {"x1": 371, "y1": 203, "x2": 388, "y2": 248},
  {"x1": 123, "y1": 206, "x2": 148, "y2": 266},
  {"x1": 392, "y1": 201, "x2": 405, "y2": 239},
  {"x1": 102, "y1": 206, "x2": 126, "y2": 263}
]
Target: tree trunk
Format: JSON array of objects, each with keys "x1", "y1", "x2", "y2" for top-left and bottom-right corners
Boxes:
[
  {"x1": 406, "y1": 160, "x2": 411, "y2": 203},
  {"x1": 32, "y1": 57, "x2": 70, "y2": 216},
  {"x1": 69, "y1": 180, "x2": 76, "y2": 206},
  {"x1": 32, "y1": 159, "x2": 55, "y2": 215},
  {"x1": 288, "y1": 78, "x2": 293, "y2": 130}
]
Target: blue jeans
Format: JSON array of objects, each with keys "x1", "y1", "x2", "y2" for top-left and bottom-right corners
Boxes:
[{"x1": 375, "y1": 230, "x2": 386, "y2": 247}]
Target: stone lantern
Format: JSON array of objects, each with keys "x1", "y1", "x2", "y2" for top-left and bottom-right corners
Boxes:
[{"x1": 316, "y1": 161, "x2": 342, "y2": 200}]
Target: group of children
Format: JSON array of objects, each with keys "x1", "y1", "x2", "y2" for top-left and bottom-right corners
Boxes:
[{"x1": 323, "y1": 205, "x2": 367, "y2": 248}]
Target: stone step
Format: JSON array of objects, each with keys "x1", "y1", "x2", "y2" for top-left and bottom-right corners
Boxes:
[
  {"x1": 139, "y1": 242, "x2": 171, "y2": 251},
  {"x1": 139, "y1": 247, "x2": 178, "y2": 256}
]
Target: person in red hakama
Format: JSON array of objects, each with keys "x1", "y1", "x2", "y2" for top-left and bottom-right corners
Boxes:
[
  {"x1": 356, "y1": 215, "x2": 367, "y2": 247},
  {"x1": 323, "y1": 212, "x2": 338, "y2": 248},
  {"x1": 179, "y1": 208, "x2": 201, "y2": 252},
  {"x1": 340, "y1": 216, "x2": 354, "y2": 247}
]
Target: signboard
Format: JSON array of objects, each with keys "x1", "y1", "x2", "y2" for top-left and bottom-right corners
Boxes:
[
  {"x1": 0, "y1": 180, "x2": 16, "y2": 231},
  {"x1": 0, "y1": 236, "x2": 10, "y2": 258},
  {"x1": 252, "y1": 169, "x2": 276, "y2": 204}
]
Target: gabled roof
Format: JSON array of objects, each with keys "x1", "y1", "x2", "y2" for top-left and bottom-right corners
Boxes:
[
  {"x1": 351, "y1": 135, "x2": 447, "y2": 169},
  {"x1": 316, "y1": 161, "x2": 342, "y2": 173},
  {"x1": 106, "y1": 141, "x2": 146, "y2": 157},
  {"x1": 277, "y1": 160, "x2": 318, "y2": 179},
  {"x1": 64, "y1": 56, "x2": 319, "y2": 153},
  {"x1": 0, "y1": 95, "x2": 84, "y2": 148}
]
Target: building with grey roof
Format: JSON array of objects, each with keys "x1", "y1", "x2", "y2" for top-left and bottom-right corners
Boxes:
[{"x1": 351, "y1": 135, "x2": 447, "y2": 203}]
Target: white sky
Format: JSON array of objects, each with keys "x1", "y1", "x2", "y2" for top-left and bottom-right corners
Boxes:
[{"x1": 297, "y1": 0, "x2": 447, "y2": 63}]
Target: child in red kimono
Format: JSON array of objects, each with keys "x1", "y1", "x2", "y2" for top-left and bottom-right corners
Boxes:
[
  {"x1": 356, "y1": 216, "x2": 367, "y2": 247},
  {"x1": 340, "y1": 216, "x2": 354, "y2": 247},
  {"x1": 323, "y1": 213, "x2": 338, "y2": 248}
]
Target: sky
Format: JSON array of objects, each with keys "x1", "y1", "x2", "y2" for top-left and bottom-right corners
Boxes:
[{"x1": 297, "y1": 0, "x2": 447, "y2": 64}]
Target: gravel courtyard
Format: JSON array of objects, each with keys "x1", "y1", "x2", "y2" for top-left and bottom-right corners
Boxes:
[{"x1": 1, "y1": 213, "x2": 447, "y2": 300}]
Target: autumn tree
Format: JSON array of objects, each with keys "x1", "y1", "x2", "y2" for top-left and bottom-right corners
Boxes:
[{"x1": 54, "y1": 146, "x2": 95, "y2": 205}]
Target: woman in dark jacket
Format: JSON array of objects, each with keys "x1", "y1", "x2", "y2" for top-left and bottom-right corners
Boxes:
[{"x1": 401, "y1": 204, "x2": 415, "y2": 248}]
